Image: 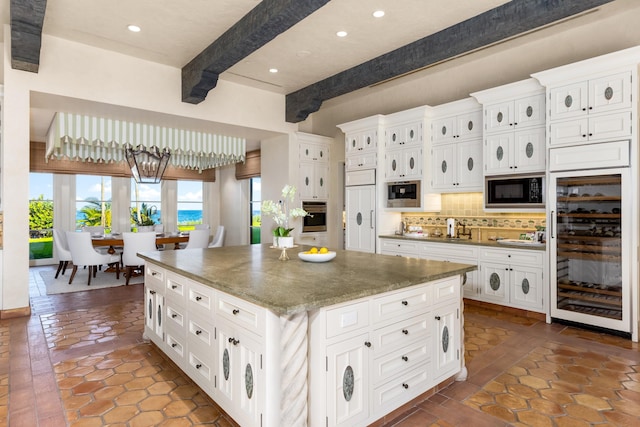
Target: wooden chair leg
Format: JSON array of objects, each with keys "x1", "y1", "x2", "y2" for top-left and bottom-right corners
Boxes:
[
  {"x1": 55, "y1": 261, "x2": 64, "y2": 279},
  {"x1": 125, "y1": 266, "x2": 133, "y2": 285},
  {"x1": 88, "y1": 266, "x2": 93, "y2": 286},
  {"x1": 115, "y1": 262, "x2": 120, "y2": 280},
  {"x1": 61, "y1": 261, "x2": 69, "y2": 276},
  {"x1": 68, "y1": 265, "x2": 78, "y2": 284}
]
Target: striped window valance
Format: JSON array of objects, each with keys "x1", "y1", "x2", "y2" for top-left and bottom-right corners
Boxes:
[{"x1": 45, "y1": 112, "x2": 246, "y2": 171}]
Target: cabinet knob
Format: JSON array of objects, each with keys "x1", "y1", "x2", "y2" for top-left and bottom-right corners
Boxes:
[
  {"x1": 151, "y1": 271, "x2": 158, "y2": 276},
  {"x1": 402, "y1": 356, "x2": 409, "y2": 362},
  {"x1": 195, "y1": 330, "x2": 202, "y2": 335},
  {"x1": 435, "y1": 316, "x2": 441, "y2": 320},
  {"x1": 232, "y1": 309, "x2": 240, "y2": 315},
  {"x1": 195, "y1": 364, "x2": 202, "y2": 369},
  {"x1": 589, "y1": 133, "x2": 593, "y2": 137},
  {"x1": 228, "y1": 337, "x2": 240, "y2": 345},
  {"x1": 171, "y1": 284, "x2": 177, "y2": 289},
  {"x1": 149, "y1": 290, "x2": 156, "y2": 295},
  {"x1": 582, "y1": 134, "x2": 587, "y2": 138},
  {"x1": 364, "y1": 341, "x2": 372, "y2": 348},
  {"x1": 195, "y1": 296, "x2": 202, "y2": 301},
  {"x1": 402, "y1": 383, "x2": 409, "y2": 389},
  {"x1": 171, "y1": 343, "x2": 177, "y2": 348},
  {"x1": 589, "y1": 106, "x2": 593, "y2": 110},
  {"x1": 401, "y1": 300, "x2": 408, "y2": 306},
  {"x1": 582, "y1": 107, "x2": 587, "y2": 111},
  {"x1": 402, "y1": 329, "x2": 409, "y2": 335},
  {"x1": 171, "y1": 314, "x2": 177, "y2": 318}
]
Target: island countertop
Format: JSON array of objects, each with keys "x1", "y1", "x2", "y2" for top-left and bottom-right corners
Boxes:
[{"x1": 138, "y1": 244, "x2": 476, "y2": 316}]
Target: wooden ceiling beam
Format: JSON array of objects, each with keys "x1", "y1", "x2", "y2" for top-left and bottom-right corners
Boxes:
[
  {"x1": 10, "y1": 0, "x2": 47, "y2": 73},
  {"x1": 182, "y1": 0, "x2": 330, "y2": 104},
  {"x1": 285, "y1": 0, "x2": 615, "y2": 123}
]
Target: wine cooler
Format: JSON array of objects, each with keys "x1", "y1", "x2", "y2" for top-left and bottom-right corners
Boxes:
[{"x1": 549, "y1": 168, "x2": 631, "y2": 334}]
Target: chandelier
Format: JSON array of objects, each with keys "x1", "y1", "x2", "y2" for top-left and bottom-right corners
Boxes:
[{"x1": 124, "y1": 144, "x2": 171, "y2": 184}]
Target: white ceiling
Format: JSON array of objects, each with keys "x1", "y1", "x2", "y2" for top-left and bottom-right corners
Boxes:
[{"x1": 0, "y1": 0, "x2": 634, "y2": 146}]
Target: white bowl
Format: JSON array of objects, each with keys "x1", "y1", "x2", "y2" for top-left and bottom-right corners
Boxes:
[{"x1": 298, "y1": 251, "x2": 336, "y2": 263}]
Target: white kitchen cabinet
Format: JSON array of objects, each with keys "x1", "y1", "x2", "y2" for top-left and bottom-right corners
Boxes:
[
  {"x1": 300, "y1": 139, "x2": 330, "y2": 162},
  {"x1": 484, "y1": 127, "x2": 546, "y2": 175},
  {"x1": 431, "y1": 139, "x2": 482, "y2": 191},
  {"x1": 431, "y1": 108, "x2": 482, "y2": 144},
  {"x1": 384, "y1": 146, "x2": 422, "y2": 181},
  {"x1": 433, "y1": 302, "x2": 460, "y2": 382},
  {"x1": 419, "y1": 242, "x2": 479, "y2": 300},
  {"x1": 472, "y1": 79, "x2": 546, "y2": 175},
  {"x1": 144, "y1": 264, "x2": 165, "y2": 346},
  {"x1": 346, "y1": 151, "x2": 377, "y2": 172},
  {"x1": 386, "y1": 121, "x2": 422, "y2": 149},
  {"x1": 346, "y1": 129, "x2": 377, "y2": 155},
  {"x1": 379, "y1": 238, "x2": 420, "y2": 257},
  {"x1": 479, "y1": 247, "x2": 544, "y2": 311},
  {"x1": 216, "y1": 318, "x2": 263, "y2": 427},
  {"x1": 298, "y1": 231, "x2": 329, "y2": 248},
  {"x1": 298, "y1": 132, "x2": 331, "y2": 200},
  {"x1": 548, "y1": 111, "x2": 632, "y2": 146},
  {"x1": 345, "y1": 185, "x2": 376, "y2": 253},
  {"x1": 187, "y1": 311, "x2": 216, "y2": 394}
]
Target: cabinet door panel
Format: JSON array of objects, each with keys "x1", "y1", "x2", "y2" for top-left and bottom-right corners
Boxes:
[
  {"x1": 549, "y1": 81, "x2": 588, "y2": 120},
  {"x1": 511, "y1": 265, "x2": 543, "y2": 311},
  {"x1": 432, "y1": 144, "x2": 455, "y2": 189},
  {"x1": 385, "y1": 151, "x2": 402, "y2": 180},
  {"x1": 432, "y1": 116, "x2": 456, "y2": 144},
  {"x1": 299, "y1": 161, "x2": 315, "y2": 199},
  {"x1": 549, "y1": 118, "x2": 589, "y2": 146},
  {"x1": 514, "y1": 94, "x2": 545, "y2": 128},
  {"x1": 513, "y1": 128, "x2": 546, "y2": 173},
  {"x1": 327, "y1": 333, "x2": 370, "y2": 427},
  {"x1": 433, "y1": 303, "x2": 459, "y2": 381},
  {"x1": 589, "y1": 111, "x2": 632, "y2": 141},
  {"x1": 485, "y1": 133, "x2": 513, "y2": 174},
  {"x1": 236, "y1": 334, "x2": 262, "y2": 427},
  {"x1": 480, "y1": 263, "x2": 509, "y2": 303},
  {"x1": 457, "y1": 140, "x2": 482, "y2": 190},
  {"x1": 345, "y1": 186, "x2": 376, "y2": 253},
  {"x1": 402, "y1": 148, "x2": 422, "y2": 179},
  {"x1": 485, "y1": 101, "x2": 513, "y2": 132},
  {"x1": 589, "y1": 72, "x2": 632, "y2": 114},
  {"x1": 315, "y1": 164, "x2": 330, "y2": 200},
  {"x1": 457, "y1": 109, "x2": 483, "y2": 139}
]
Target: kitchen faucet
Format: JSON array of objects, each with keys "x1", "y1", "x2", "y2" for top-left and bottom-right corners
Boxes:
[{"x1": 457, "y1": 220, "x2": 472, "y2": 239}]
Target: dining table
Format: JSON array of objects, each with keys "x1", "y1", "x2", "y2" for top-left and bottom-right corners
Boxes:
[{"x1": 91, "y1": 233, "x2": 190, "y2": 254}]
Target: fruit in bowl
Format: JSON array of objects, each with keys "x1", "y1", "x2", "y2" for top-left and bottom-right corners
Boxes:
[
  {"x1": 298, "y1": 247, "x2": 336, "y2": 262},
  {"x1": 303, "y1": 247, "x2": 329, "y2": 254}
]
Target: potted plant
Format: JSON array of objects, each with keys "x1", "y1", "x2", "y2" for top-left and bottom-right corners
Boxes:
[
  {"x1": 131, "y1": 203, "x2": 157, "y2": 232},
  {"x1": 261, "y1": 185, "x2": 309, "y2": 248}
]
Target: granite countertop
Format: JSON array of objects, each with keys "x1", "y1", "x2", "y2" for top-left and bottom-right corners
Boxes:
[
  {"x1": 138, "y1": 244, "x2": 476, "y2": 316},
  {"x1": 379, "y1": 234, "x2": 546, "y2": 251}
]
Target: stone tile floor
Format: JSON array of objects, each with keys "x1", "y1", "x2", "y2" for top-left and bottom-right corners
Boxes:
[{"x1": 0, "y1": 265, "x2": 637, "y2": 426}]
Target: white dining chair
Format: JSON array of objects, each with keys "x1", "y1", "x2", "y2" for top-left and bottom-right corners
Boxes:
[
  {"x1": 208, "y1": 225, "x2": 225, "y2": 248},
  {"x1": 66, "y1": 231, "x2": 121, "y2": 285},
  {"x1": 194, "y1": 224, "x2": 210, "y2": 230},
  {"x1": 122, "y1": 232, "x2": 157, "y2": 285},
  {"x1": 185, "y1": 229, "x2": 211, "y2": 249},
  {"x1": 52, "y1": 229, "x2": 73, "y2": 278}
]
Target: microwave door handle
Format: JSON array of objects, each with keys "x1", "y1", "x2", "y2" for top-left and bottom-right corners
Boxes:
[{"x1": 370, "y1": 210, "x2": 374, "y2": 229}]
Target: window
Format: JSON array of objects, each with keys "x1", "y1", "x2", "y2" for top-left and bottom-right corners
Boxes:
[
  {"x1": 131, "y1": 180, "x2": 161, "y2": 230},
  {"x1": 29, "y1": 173, "x2": 54, "y2": 260},
  {"x1": 177, "y1": 180, "x2": 203, "y2": 231},
  {"x1": 76, "y1": 175, "x2": 112, "y2": 230},
  {"x1": 250, "y1": 177, "x2": 261, "y2": 244}
]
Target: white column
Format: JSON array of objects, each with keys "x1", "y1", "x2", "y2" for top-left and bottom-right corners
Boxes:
[{"x1": 280, "y1": 311, "x2": 308, "y2": 426}]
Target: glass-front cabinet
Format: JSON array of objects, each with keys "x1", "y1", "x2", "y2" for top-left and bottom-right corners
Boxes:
[{"x1": 549, "y1": 169, "x2": 630, "y2": 333}]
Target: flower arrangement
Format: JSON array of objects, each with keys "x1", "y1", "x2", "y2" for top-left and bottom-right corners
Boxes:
[{"x1": 261, "y1": 185, "x2": 309, "y2": 238}]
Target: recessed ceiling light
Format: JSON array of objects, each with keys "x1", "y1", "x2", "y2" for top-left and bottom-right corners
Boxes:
[
  {"x1": 373, "y1": 10, "x2": 385, "y2": 18},
  {"x1": 336, "y1": 31, "x2": 348, "y2": 37},
  {"x1": 269, "y1": 68, "x2": 278, "y2": 73},
  {"x1": 127, "y1": 24, "x2": 141, "y2": 33}
]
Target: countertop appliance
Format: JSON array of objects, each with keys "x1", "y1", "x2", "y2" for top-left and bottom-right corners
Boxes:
[
  {"x1": 386, "y1": 180, "x2": 420, "y2": 208},
  {"x1": 485, "y1": 174, "x2": 544, "y2": 209}
]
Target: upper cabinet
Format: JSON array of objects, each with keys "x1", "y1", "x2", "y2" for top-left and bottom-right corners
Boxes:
[
  {"x1": 430, "y1": 98, "x2": 483, "y2": 192},
  {"x1": 297, "y1": 132, "x2": 332, "y2": 201},
  {"x1": 472, "y1": 79, "x2": 546, "y2": 176},
  {"x1": 384, "y1": 107, "x2": 426, "y2": 182},
  {"x1": 339, "y1": 115, "x2": 384, "y2": 173},
  {"x1": 532, "y1": 46, "x2": 640, "y2": 149}
]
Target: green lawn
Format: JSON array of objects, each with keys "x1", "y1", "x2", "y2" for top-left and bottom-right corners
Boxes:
[{"x1": 30, "y1": 237, "x2": 53, "y2": 260}]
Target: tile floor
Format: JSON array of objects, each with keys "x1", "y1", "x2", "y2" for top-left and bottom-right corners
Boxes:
[{"x1": 0, "y1": 265, "x2": 637, "y2": 426}]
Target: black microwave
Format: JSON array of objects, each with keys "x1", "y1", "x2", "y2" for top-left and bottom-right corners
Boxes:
[{"x1": 485, "y1": 174, "x2": 545, "y2": 209}]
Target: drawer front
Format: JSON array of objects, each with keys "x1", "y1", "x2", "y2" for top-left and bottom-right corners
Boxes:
[
  {"x1": 187, "y1": 348, "x2": 213, "y2": 392},
  {"x1": 433, "y1": 277, "x2": 461, "y2": 306},
  {"x1": 373, "y1": 364, "x2": 430, "y2": 410},
  {"x1": 145, "y1": 264, "x2": 165, "y2": 288},
  {"x1": 165, "y1": 327, "x2": 186, "y2": 367},
  {"x1": 188, "y1": 315, "x2": 214, "y2": 347},
  {"x1": 325, "y1": 300, "x2": 370, "y2": 339},
  {"x1": 380, "y1": 239, "x2": 420, "y2": 256},
  {"x1": 371, "y1": 314, "x2": 429, "y2": 356},
  {"x1": 217, "y1": 292, "x2": 265, "y2": 338},
  {"x1": 507, "y1": 249, "x2": 543, "y2": 266},
  {"x1": 421, "y1": 243, "x2": 478, "y2": 260},
  {"x1": 188, "y1": 282, "x2": 215, "y2": 317},
  {"x1": 165, "y1": 272, "x2": 188, "y2": 305},
  {"x1": 372, "y1": 340, "x2": 430, "y2": 385},
  {"x1": 479, "y1": 248, "x2": 510, "y2": 263},
  {"x1": 372, "y1": 285, "x2": 431, "y2": 325},
  {"x1": 165, "y1": 303, "x2": 186, "y2": 330}
]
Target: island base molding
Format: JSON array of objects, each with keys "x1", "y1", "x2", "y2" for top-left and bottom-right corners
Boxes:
[
  {"x1": 0, "y1": 306, "x2": 30, "y2": 319},
  {"x1": 464, "y1": 298, "x2": 546, "y2": 321}
]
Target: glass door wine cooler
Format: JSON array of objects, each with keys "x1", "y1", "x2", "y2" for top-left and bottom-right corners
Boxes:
[{"x1": 549, "y1": 168, "x2": 630, "y2": 334}]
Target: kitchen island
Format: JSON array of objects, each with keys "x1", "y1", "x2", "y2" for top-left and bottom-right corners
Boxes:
[{"x1": 139, "y1": 244, "x2": 476, "y2": 427}]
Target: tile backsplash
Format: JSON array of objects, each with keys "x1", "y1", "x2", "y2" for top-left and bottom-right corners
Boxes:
[{"x1": 402, "y1": 193, "x2": 546, "y2": 240}]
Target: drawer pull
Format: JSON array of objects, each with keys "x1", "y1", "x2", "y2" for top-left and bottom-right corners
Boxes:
[
  {"x1": 151, "y1": 271, "x2": 158, "y2": 276},
  {"x1": 232, "y1": 309, "x2": 240, "y2": 315},
  {"x1": 228, "y1": 337, "x2": 240, "y2": 346},
  {"x1": 171, "y1": 314, "x2": 177, "y2": 318},
  {"x1": 364, "y1": 341, "x2": 372, "y2": 348},
  {"x1": 435, "y1": 316, "x2": 441, "y2": 320},
  {"x1": 195, "y1": 364, "x2": 202, "y2": 369},
  {"x1": 402, "y1": 356, "x2": 408, "y2": 362},
  {"x1": 195, "y1": 330, "x2": 202, "y2": 335},
  {"x1": 195, "y1": 296, "x2": 202, "y2": 301},
  {"x1": 402, "y1": 329, "x2": 408, "y2": 335},
  {"x1": 171, "y1": 285, "x2": 177, "y2": 289},
  {"x1": 402, "y1": 383, "x2": 409, "y2": 389},
  {"x1": 171, "y1": 343, "x2": 177, "y2": 348},
  {"x1": 401, "y1": 300, "x2": 408, "y2": 306},
  {"x1": 149, "y1": 290, "x2": 156, "y2": 295}
]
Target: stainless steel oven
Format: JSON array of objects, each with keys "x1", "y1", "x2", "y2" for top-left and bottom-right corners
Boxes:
[{"x1": 302, "y1": 201, "x2": 327, "y2": 232}]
